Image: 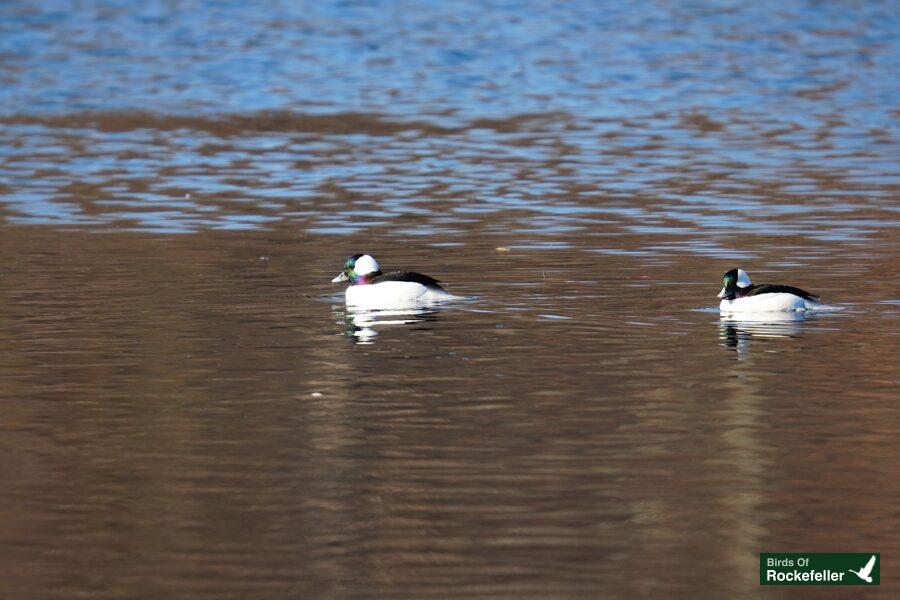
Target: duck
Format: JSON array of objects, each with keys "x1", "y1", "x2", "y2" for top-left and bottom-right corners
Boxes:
[
  {"x1": 717, "y1": 268, "x2": 821, "y2": 313},
  {"x1": 331, "y1": 254, "x2": 455, "y2": 307}
]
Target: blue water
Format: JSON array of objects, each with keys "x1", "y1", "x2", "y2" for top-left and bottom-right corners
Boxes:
[{"x1": 1, "y1": 0, "x2": 897, "y2": 129}]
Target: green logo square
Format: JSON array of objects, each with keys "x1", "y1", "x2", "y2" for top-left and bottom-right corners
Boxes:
[{"x1": 760, "y1": 553, "x2": 880, "y2": 585}]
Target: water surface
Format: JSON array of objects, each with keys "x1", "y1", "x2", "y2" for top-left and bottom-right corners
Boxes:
[{"x1": 1, "y1": 1, "x2": 898, "y2": 597}]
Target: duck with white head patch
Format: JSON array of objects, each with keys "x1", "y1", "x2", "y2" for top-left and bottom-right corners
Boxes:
[
  {"x1": 718, "y1": 268, "x2": 821, "y2": 313},
  {"x1": 332, "y1": 254, "x2": 455, "y2": 308}
]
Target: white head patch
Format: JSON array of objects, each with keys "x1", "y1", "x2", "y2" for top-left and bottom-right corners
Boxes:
[
  {"x1": 736, "y1": 269, "x2": 752, "y2": 288},
  {"x1": 354, "y1": 254, "x2": 380, "y2": 275}
]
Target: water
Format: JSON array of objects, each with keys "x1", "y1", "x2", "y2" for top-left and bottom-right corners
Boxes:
[{"x1": 1, "y1": 1, "x2": 898, "y2": 597}]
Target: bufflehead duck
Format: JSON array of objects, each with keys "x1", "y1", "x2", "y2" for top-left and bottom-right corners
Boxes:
[
  {"x1": 331, "y1": 254, "x2": 454, "y2": 307},
  {"x1": 717, "y1": 268, "x2": 821, "y2": 313}
]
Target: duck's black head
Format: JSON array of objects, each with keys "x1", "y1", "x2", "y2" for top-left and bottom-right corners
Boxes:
[
  {"x1": 331, "y1": 254, "x2": 382, "y2": 285},
  {"x1": 718, "y1": 268, "x2": 752, "y2": 300}
]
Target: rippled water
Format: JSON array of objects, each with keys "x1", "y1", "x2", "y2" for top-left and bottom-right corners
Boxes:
[{"x1": 1, "y1": 1, "x2": 898, "y2": 597}]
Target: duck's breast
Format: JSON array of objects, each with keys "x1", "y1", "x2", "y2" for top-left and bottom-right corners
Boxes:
[
  {"x1": 346, "y1": 281, "x2": 453, "y2": 307},
  {"x1": 720, "y1": 292, "x2": 816, "y2": 313}
]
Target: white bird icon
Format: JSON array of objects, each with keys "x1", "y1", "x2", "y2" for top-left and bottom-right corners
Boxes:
[{"x1": 848, "y1": 555, "x2": 876, "y2": 583}]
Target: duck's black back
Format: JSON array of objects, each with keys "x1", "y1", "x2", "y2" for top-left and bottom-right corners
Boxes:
[
  {"x1": 746, "y1": 284, "x2": 818, "y2": 301},
  {"x1": 372, "y1": 271, "x2": 445, "y2": 290}
]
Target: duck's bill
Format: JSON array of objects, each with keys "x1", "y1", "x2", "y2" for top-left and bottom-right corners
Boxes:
[
  {"x1": 332, "y1": 272, "x2": 349, "y2": 283},
  {"x1": 717, "y1": 287, "x2": 726, "y2": 299}
]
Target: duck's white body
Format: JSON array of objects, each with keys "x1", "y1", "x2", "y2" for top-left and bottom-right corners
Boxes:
[
  {"x1": 346, "y1": 281, "x2": 454, "y2": 308},
  {"x1": 717, "y1": 268, "x2": 822, "y2": 314},
  {"x1": 333, "y1": 254, "x2": 456, "y2": 309},
  {"x1": 720, "y1": 293, "x2": 819, "y2": 314}
]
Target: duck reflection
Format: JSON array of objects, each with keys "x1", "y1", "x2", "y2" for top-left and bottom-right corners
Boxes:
[
  {"x1": 334, "y1": 305, "x2": 444, "y2": 344},
  {"x1": 719, "y1": 312, "x2": 809, "y2": 359}
]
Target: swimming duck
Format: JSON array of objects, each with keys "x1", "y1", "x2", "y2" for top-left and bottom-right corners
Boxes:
[
  {"x1": 717, "y1": 268, "x2": 821, "y2": 313},
  {"x1": 331, "y1": 254, "x2": 454, "y2": 307}
]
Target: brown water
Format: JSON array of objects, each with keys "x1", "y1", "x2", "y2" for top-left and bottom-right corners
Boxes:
[{"x1": 1, "y1": 1, "x2": 899, "y2": 598}]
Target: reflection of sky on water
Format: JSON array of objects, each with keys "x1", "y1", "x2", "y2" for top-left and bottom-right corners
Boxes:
[
  {"x1": 1, "y1": 1, "x2": 897, "y2": 127},
  {"x1": 0, "y1": 0, "x2": 897, "y2": 250},
  {"x1": 1, "y1": 116, "x2": 897, "y2": 247}
]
